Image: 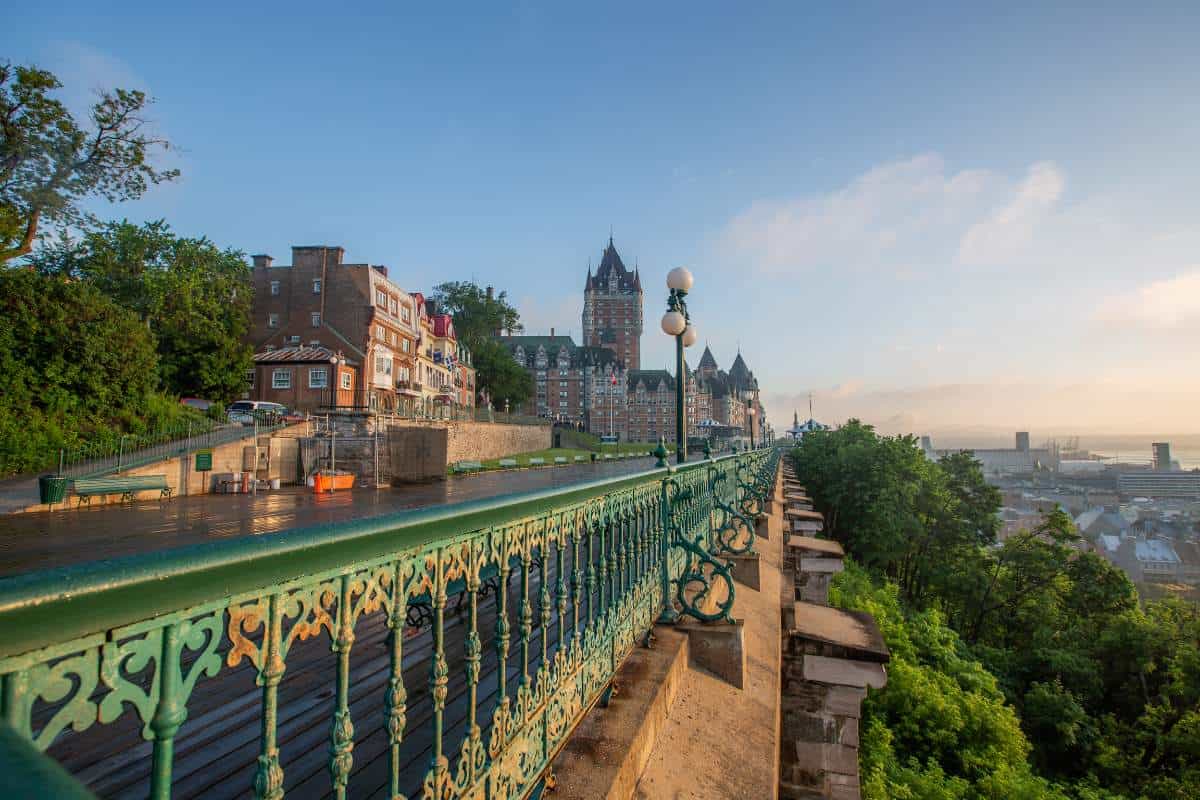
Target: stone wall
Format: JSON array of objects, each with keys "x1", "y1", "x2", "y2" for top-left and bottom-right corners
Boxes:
[
  {"x1": 444, "y1": 420, "x2": 550, "y2": 463},
  {"x1": 24, "y1": 422, "x2": 311, "y2": 513}
]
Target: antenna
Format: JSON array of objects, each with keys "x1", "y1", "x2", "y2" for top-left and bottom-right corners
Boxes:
[{"x1": 809, "y1": 392, "x2": 814, "y2": 419}]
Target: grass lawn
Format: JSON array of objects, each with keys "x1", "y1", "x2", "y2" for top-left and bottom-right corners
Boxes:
[{"x1": 450, "y1": 442, "x2": 676, "y2": 474}]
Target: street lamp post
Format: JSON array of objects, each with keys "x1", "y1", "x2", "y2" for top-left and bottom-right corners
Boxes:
[
  {"x1": 660, "y1": 267, "x2": 698, "y2": 465},
  {"x1": 748, "y1": 406, "x2": 756, "y2": 450}
]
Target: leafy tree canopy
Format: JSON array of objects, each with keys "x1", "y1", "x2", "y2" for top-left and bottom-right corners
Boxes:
[
  {"x1": 430, "y1": 281, "x2": 531, "y2": 409},
  {"x1": 0, "y1": 62, "x2": 177, "y2": 263},
  {"x1": 28, "y1": 220, "x2": 253, "y2": 401}
]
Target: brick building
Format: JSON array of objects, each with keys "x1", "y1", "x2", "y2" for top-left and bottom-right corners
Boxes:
[
  {"x1": 582, "y1": 238, "x2": 644, "y2": 370},
  {"x1": 248, "y1": 245, "x2": 473, "y2": 415},
  {"x1": 249, "y1": 346, "x2": 358, "y2": 410}
]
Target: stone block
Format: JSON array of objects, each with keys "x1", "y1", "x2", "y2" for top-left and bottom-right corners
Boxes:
[
  {"x1": 755, "y1": 514, "x2": 770, "y2": 540},
  {"x1": 824, "y1": 685, "x2": 868, "y2": 716},
  {"x1": 799, "y1": 557, "x2": 844, "y2": 574},
  {"x1": 840, "y1": 717, "x2": 860, "y2": 747},
  {"x1": 677, "y1": 618, "x2": 746, "y2": 689},
  {"x1": 802, "y1": 655, "x2": 887, "y2": 689},
  {"x1": 794, "y1": 742, "x2": 860, "y2": 776},
  {"x1": 725, "y1": 552, "x2": 761, "y2": 591}
]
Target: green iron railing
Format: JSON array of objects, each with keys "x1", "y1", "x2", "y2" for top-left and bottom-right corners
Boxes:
[{"x1": 0, "y1": 448, "x2": 778, "y2": 799}]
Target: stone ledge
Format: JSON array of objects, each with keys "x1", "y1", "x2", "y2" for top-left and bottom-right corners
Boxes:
[
  {"x1": 726, "y1": 552, "x2": 762, "y2": 591},
  {"x1": 676, "y1": 618, "x2": 746, "y2": 689},
  {"x1": 551, "y1": 627, "x2": 690, "y2": 800}
]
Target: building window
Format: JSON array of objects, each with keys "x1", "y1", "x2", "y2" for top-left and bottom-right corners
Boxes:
[
  {"x1": 390, "y1": 331, "x2": 397, "y2": 345},
  {"x1": 401, "y1": 339, "x2": 411, "y2": 353},
  {"x1": 312, "y1": 279, "x2": 322, "y2": 294},
  {"x1": 341, "y1": 371, "x2": 352, "y2": 390},
  {"x1": 390, "y1": 298, "x2": 397, "y2": 315},
  {"x1": 375, "y1": 355, "x2": 392, "y2": 378},
  {"x1": 311, "y1": 312, "x2": 321, "y2": 327},
  {"x1": 268, "y1": 313, "x2": 279, "y2": 328},
  {"x1": 270, "y1": 280, "x2": 280, "y2": 296},
  {"x1": 272, "y1": 369, "x2": 291, "y2": 389},
  {"x1": 376, "y1": 325, "x2": 385, "y2": 340},
  {"x1": 376, "y1": 290, "x2": 388, "y2": 307},
  {"x1": 246, "y1": 369, "x2": 255, "y2": 389},
  {"x1": 309, "y1": 368, "x2": 328, "y2": 388}
]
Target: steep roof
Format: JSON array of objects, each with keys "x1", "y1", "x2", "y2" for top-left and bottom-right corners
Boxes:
[
  {"x1": 698, "y1": 345, "x2": 718, "y2": 369},
  {"x1": 586, "y1": 237, "x2": 641, "y2": 292},
  {"x1": 627, "y1": 369, "x2": 675, "y2": 391},
  {"x1": 254, "y1": 345, "x2": 357, "y2": 366},
  {"x1": 727, "y1": 352, "x2": 759, "y2": 392}
]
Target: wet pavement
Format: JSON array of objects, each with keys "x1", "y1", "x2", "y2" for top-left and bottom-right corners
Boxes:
[{"x1": 0, "y1": 458, "x2": 670, "y2": 579}]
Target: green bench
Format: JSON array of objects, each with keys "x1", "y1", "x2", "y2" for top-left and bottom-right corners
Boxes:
[
  {"x1": 451, "y1": 461, "x2": 483, "y2": 474},
  {"x1": 73, "y1": 475, "x2": 172, "y2": 507}
]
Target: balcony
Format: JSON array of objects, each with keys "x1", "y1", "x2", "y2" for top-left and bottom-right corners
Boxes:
[{"x1": 395, "y1": 379, "x2": 423, "y2": 395}]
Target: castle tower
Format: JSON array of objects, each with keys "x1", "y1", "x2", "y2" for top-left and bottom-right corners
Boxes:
[{"x1": 582, "y1": 237, "x2": 644, "y2": 369}]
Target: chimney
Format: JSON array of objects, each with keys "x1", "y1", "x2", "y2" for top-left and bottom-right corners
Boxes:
[
  {"x1": 551, "y1": 327, "x2": 555, "y2": 337},
  {"x1": 486, "y1": 286, "x2": 494, "y2": 300},
  {"x1": 251, "y1": 254, "x2": 273, "y2": 268},
  {"x1": 372, "y1": 265, "x2": 388, "y2": 279}
]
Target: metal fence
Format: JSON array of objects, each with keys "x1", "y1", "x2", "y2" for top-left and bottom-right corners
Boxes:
[
  {"x1": 0, "y1": 448, "x2": 779, "y2": 798},
  {"x1": 53, "y1": 418, "x2": 292, "y2": 480}
]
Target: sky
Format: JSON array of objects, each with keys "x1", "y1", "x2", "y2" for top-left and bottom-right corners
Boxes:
[{"x1": 6, "y1": 2, "x2": 1200, "y2": 439}]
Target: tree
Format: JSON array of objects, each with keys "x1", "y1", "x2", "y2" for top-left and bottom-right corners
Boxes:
[
  {"x1": 430, "y1": 281, "x2": 531, "y2": 408},
  {"x1": 470, "y1": 338, "x2": 534, "y2": 411},
  {"x1": 0, "y1": 269, "x2": 160, "y2": 474},
  {"x1": 430, "y1": 281, "x2": 522, "y2": 348},
  {"x1": 27, "y1": 220, "x2": 253, "y2": 401},
  {"x1": 0, "y1": 62, "x2": 177, "y2": 263}
]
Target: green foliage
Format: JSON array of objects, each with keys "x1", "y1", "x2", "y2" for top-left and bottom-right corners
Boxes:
[
  {"x1": 0, "y1": 62, "x2": 177, "y2": 263},
  {"x1": 0, "y1": 269, "x2": 201, "y2": 475},
  {"x1": 797, "y1": 427, "x2": 1200, "y2": 800},
  {"x1": 430, "y1": 282, "x2": 531, "y2": 409},
  {"x1": 28, "y1": 220, "x2": 253, "y2": 401},
  {"x1": 467, "y1": 337, "x2": 533, "y2": 411},
  {"x1": 832, "y1": 562, "x2": 1067, "y2": 800}
]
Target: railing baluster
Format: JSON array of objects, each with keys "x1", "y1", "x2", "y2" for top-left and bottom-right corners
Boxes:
[
  {"x1": 148, "y1": 623, "x2": 182, "y2": 800},
  {"x1": 329, "y1": 575, "x2": 355, "y2": 800},
  {"x1": 519, "y1": 549, "x2": 532, "y2": 688},
  {"x1": 598, "y1": 522, "x2": 608, "y2": 614},
  {"x1": 539, "y1": 552, "x2": 551, "y2": 672},
  {"x1": 255, "y1": 595, "x2": 285, "y2": 800},
  {"x1": 571, "y1": 528, "x2": 583, "y2": 643},
  {"x1": 555, "y1": 535, "x2": 568, "y2": 649},
  {"x1": 496, "y1": 556, "x2": 511, "y2": 705},
  {"x1": 429, "y1": 554, "x2": 449, "y2": 790},
  {"x1": 464, "y1": 561, "x2": 481, "y2": 784},
  {"x1": 385, "y1": 564, "x2": 408, "y2": 800}
]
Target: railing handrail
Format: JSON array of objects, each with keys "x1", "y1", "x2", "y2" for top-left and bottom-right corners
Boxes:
[{"x1": 0, "y1": 454, "x2": 740, "y2": 661}]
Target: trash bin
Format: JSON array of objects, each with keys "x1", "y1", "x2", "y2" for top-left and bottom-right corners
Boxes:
[{"x1": 39, "y1": 475, "x2": 68, "y2": 504}]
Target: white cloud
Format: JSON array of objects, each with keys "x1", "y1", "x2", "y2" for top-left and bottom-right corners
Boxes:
[
  {"x1": 720, "y1": 154, "x2": 1001, "y2": 273},
  {"x1": 1094, "y1": 269, "x2": 1200, "y2": 329},
  {"x1": 958, "y1": 161, "x2": 1065, "y2": 265},
  {"x1": 720, "y1": 155, "x2": 1076, "y2": 276}
]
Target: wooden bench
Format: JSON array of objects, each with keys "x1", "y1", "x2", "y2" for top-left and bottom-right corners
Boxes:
[
  {"x1": 554, "y1": 456, "x2": 568, "y2": 464},
  {"x1": 498, "y1": 458, "x2": 518, "y2": 468},
  {"x1": 529, "y1": 457, "x2": 545, "y2": 466},
  {"x1": 73, "y1": 475, "x2": 172, "y2": 507},
  {"x1": 451, "y1": 461, "x2": 483, "y2": 474}
]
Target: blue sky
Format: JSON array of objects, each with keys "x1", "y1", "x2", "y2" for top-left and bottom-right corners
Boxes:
[{"x1": 6, "y1": 2, "x2": 1200, "y2": 436}]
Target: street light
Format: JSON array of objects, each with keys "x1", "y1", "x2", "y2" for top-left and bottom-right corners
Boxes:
[
  {"x1": 747, "y1": 406, "x2": 756, "y2": 450},
  {"x1": 660, "y1": 267, "x2": 695, "y2": 464}
]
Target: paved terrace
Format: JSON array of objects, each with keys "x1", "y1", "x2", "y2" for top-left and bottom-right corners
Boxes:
[{"x1": 0, "y1": 457, "x2": 672, "y2": 578}]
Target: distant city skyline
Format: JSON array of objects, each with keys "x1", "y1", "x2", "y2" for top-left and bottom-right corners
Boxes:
[{"x1": 5, "y1": 3, "x2": 1199, "y2": 433}]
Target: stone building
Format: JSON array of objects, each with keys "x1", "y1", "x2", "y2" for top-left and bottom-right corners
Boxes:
[
  {"x1": 497, "y1": 333, "x2": 624, "y2": 430},
  {"x1": 583, "y1": 237, "x2": 644, "y2": 370}
]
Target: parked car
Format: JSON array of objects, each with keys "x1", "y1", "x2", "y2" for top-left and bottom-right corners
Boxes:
[
  {"x1": 179, "y1": 397, "x2": 213, "y2": 412},
  {"x1": 227, "y1": 401, "x2": 289, "y2": 426}
]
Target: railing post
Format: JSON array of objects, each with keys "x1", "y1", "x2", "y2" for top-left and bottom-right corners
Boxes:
[
  {"x1": 657, "y1": 474, "x2": 679, "y2": 624},
  {"x1": 149, "y1": 623, "x2": 185, "y2": 800}
]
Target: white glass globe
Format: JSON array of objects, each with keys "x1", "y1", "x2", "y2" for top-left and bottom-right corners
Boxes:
[
  {"x1": 666, "y1": 267, "x2": 694, "y2": 292},
  {"x1": 660, "y1": 310, "x2": 686, "y2": 336},
  {"x1": 682, "y1": 324, "x2": 698, "y2": 347}
]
